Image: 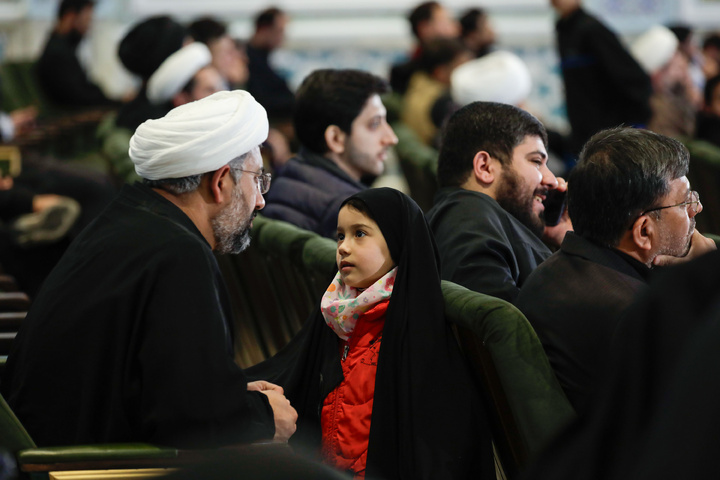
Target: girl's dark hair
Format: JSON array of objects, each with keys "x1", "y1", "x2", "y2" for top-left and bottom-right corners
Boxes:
[{"x1": 341, "y1": 197, "x2": 375, "y2": 223}]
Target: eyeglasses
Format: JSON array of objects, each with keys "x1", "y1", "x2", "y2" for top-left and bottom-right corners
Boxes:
[
  {"x1": 235, "y1": 168, "x2": 272, "y2": 194},
  {"x1": 640, "y1": 190, "x2": 701, "y2": 216}
]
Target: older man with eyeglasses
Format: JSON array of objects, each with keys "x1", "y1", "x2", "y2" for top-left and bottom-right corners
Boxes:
[
  {"x1": 515, "y1": 127, "x2": 716, "y2": 414},
  {"x1": 2, "y1": 90, "x2": 298, "y2": 449}
]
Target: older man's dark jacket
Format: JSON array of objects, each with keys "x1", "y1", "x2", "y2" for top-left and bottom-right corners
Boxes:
[{"x1": 515, "y1": 232, "x2": 649, "y2": 412}]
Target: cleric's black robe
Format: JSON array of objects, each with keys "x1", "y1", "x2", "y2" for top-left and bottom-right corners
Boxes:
[{"x1": 2, "y1": 183, "x2": 274, "y2": 448}]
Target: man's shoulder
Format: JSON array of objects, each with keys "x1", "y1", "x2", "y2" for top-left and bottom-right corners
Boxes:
[
  {"x1": 88, "y1": 186, "x2": 209, "y2": 254},
  {"x1": 519, "y1": 235, "x2": 646, "y2": 306},
  {"x1": 428, "y1": 188, "x2": 529, "y2": 237},
  {"x1": 274, "y1": 155, "x2": 361, "y2": 192}
]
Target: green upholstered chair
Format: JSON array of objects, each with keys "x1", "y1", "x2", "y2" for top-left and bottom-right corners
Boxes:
[
  {"x1": 0, "y1": 391, "x2": 180, "y2": 479},
  {"x1": 96, "y1": 114, "x2": 140, "y2": 185},
  {"x1": 682, "y1": 138, "x2": 720, "y2": 236},
  {"x1": 218, "y1": 215, "x2": 336, "y2": 368},
  {"x1": 392, "y1": 122, "x2": 439, "y2": 213},
  {"x1": 441, "y1": 280, "x2": 575, "y2": 479},
  {"x1": 221, "y1": 217, "x2": 573, "y2": 477},
  {"x1": 1, "y1": 391, "x2": 291, "y2": 479}
]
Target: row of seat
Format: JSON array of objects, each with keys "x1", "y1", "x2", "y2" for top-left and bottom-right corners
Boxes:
[
  {"x1": 222, "y1": 215, "x2": 575, "y2": 478},
  {"x1": 0, "y1": 270, "x2": 30, "y2": 379},
  {"x1": 0, "y1": 215, "x2": 574, "y2": 479}
]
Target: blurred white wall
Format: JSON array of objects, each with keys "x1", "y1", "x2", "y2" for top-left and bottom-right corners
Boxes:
[{"x1": 0, "y1": 0, "x2": 714, "y2": 126}]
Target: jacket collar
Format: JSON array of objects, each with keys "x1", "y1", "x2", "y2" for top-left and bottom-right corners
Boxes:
[{"x1": 561, "y1": 231, "x2": 650, "y2": 282}]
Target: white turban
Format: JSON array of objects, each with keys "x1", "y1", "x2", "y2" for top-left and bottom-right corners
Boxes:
[
  {"x1": 451, "y1": 51, "x2": 532, "y2": 107},
  {"x1": 129, "y1": 90, "x2": 268, "y2": 180},
  {"x1": 630, "y1": 25, "x2": 679, "y2": 75},
  {"x1": 146, "y1": 42, "x2": 212, "y2": 104}
]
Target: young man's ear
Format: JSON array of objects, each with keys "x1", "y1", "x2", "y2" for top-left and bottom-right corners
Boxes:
[
  {"x1": 324, "y1": 125, "x2": 347, "y2": 156},
  {"x1": 630, "y1": 214, "x2": 655, "y2": 252},
  {"x1": 471, "y1": 151, "x2": 498, "y2": 186},
  {"x1": 207, "y1": 165, "x2": 233, "y2": 204}
]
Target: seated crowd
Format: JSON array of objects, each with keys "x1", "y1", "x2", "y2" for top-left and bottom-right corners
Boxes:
[{"x1": 2, "y1": 0, "x2": 720, "y2": 479}]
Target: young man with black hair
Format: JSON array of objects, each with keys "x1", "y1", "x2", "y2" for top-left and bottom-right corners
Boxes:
[
  {"x1": 427, "y1": 101, "x2": 568, "y2": 303},
  {"x1": 262, "y1": 69, "x2": 398, "y2": 239},
  {"x1": 36, "y1": 0, "x2": 115, "y2": 107},
  {"x1": 515, "y1": 127, "x2": 715, "y2": 413}
]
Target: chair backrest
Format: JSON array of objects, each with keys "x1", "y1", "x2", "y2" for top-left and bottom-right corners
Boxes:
[
  {"x1": 441, "y1": 280, "x2": 575, "y2": 478},
  {"x1": 219, "y1": 215, "x2": 336, "y2": 368},
  {"x1": 0, "y1": 392, "x2": 37, "y2": 453},
  {"x1": 391, "y1": 122, "x2": 439, "y2": 213}
]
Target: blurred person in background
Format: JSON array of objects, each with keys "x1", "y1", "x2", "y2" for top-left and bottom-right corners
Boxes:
[
  {"x1": 458, "y1": 8, "x2": 496, "y2": 58},
  {"x1": 36, "y1": 0, "x2": 117, "y2": 108},
  {"x1": 246, "y1": 7, "x2": 295, "y2": 125},
  {"x1": 550, "y1": 0, "x2": 651, "y2": 156},
  {"x1": 389, "y1": 1, "x2": 460, "y2": 95}
]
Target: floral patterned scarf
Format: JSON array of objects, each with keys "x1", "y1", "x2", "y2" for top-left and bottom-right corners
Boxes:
[{"x1": 320, "y1": 267, "x2": 397, "y2": 340}]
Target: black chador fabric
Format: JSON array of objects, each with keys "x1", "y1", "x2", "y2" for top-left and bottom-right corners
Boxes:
[
  {"x1": 248, "y1": 188, "x2": 492, "y2": 479},
  {"x1": 1, "y1": 183, "x2": 274, "y2": 448},
  {"x1": 522, "y1": 249, "x2": 720, "y2": 480}
]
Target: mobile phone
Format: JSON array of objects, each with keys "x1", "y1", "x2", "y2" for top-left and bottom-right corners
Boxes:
[{"x1": 543, "y1": 189, "x2": 567, "y2": 227}]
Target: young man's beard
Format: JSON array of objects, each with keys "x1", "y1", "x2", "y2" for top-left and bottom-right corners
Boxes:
[
  {"x1": 212, "y1": 185, "x2": 254, "y2": 255},
  {"x1": 494, "y1": 165, "x2": 546, "y2": 238}
]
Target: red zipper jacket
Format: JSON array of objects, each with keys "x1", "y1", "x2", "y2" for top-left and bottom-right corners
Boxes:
[{"x1": 320, "y1": 300, "x2": 388, "y2": 478}]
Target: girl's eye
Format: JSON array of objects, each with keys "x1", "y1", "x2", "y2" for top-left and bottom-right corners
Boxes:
[
  {"x1": 337, "y1": 233, "x2": 345, "y2": 242},
  {"x1": 355, "y1": 230, "x2": 366, "y2": 238},
  {"x1": 369, "y1": 120, "x2": 381, "y2": 130}
]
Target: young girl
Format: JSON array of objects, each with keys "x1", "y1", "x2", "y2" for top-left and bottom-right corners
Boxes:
[{"x1": 249, "y1": 188, "x2": 492, "y2": 480}]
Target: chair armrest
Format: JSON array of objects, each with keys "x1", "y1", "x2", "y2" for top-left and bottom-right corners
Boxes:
[{"x1": 18, "y1": 444, "x2": 179, "y2": 473}]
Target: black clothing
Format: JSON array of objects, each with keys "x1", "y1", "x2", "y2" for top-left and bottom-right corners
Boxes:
[
  {"x1": 2, "y1": 183, "x2": 274, "y2": 448},
  {"x1": 36, "y1": 32, "x2": 115, "y2": 108},
  {"x1": 695, "y1": 111, "x2": 720, "y2": 148},
  {"x1": 523, "y1": 249, "x2": 720, "y2": 480},
  {"x1": 515, "y1": 232, "x2": 648, "y2": 412},
  {"x1": 248, "y1": 188, "x2": 493, "y2": 480},
  {"x1": 556, "y1": 8, "x2": 652, "y2": 155},
  {"x1": 245, "y1": 45, "x2": 295, "y2": 121},
  {"x1": 0, "y1": 187, "x2": 34, "y2": 221},
  {"x1": 426, "y1": 187, "x2": 552, "y2": 303},
  {"x1": 115, "y1": 86, "x2": 171, "y2": 131},
  {"x1": 263, "y1": 149, "x2": 366, "y2": 239},
  {"x1": 118, "y1": 16, "x2": 186, "y2": 81}
]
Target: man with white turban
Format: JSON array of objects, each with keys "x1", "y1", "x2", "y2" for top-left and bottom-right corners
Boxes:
[
  {"x1": 106, "y1": 41, "x2": 227, "y2": 184},
  {"x1": 2, "y1": 90, "x2": 298, "y2": 448},
  {"x1": 631, "y1": 25, "x2": 699, "y2": 138}
]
